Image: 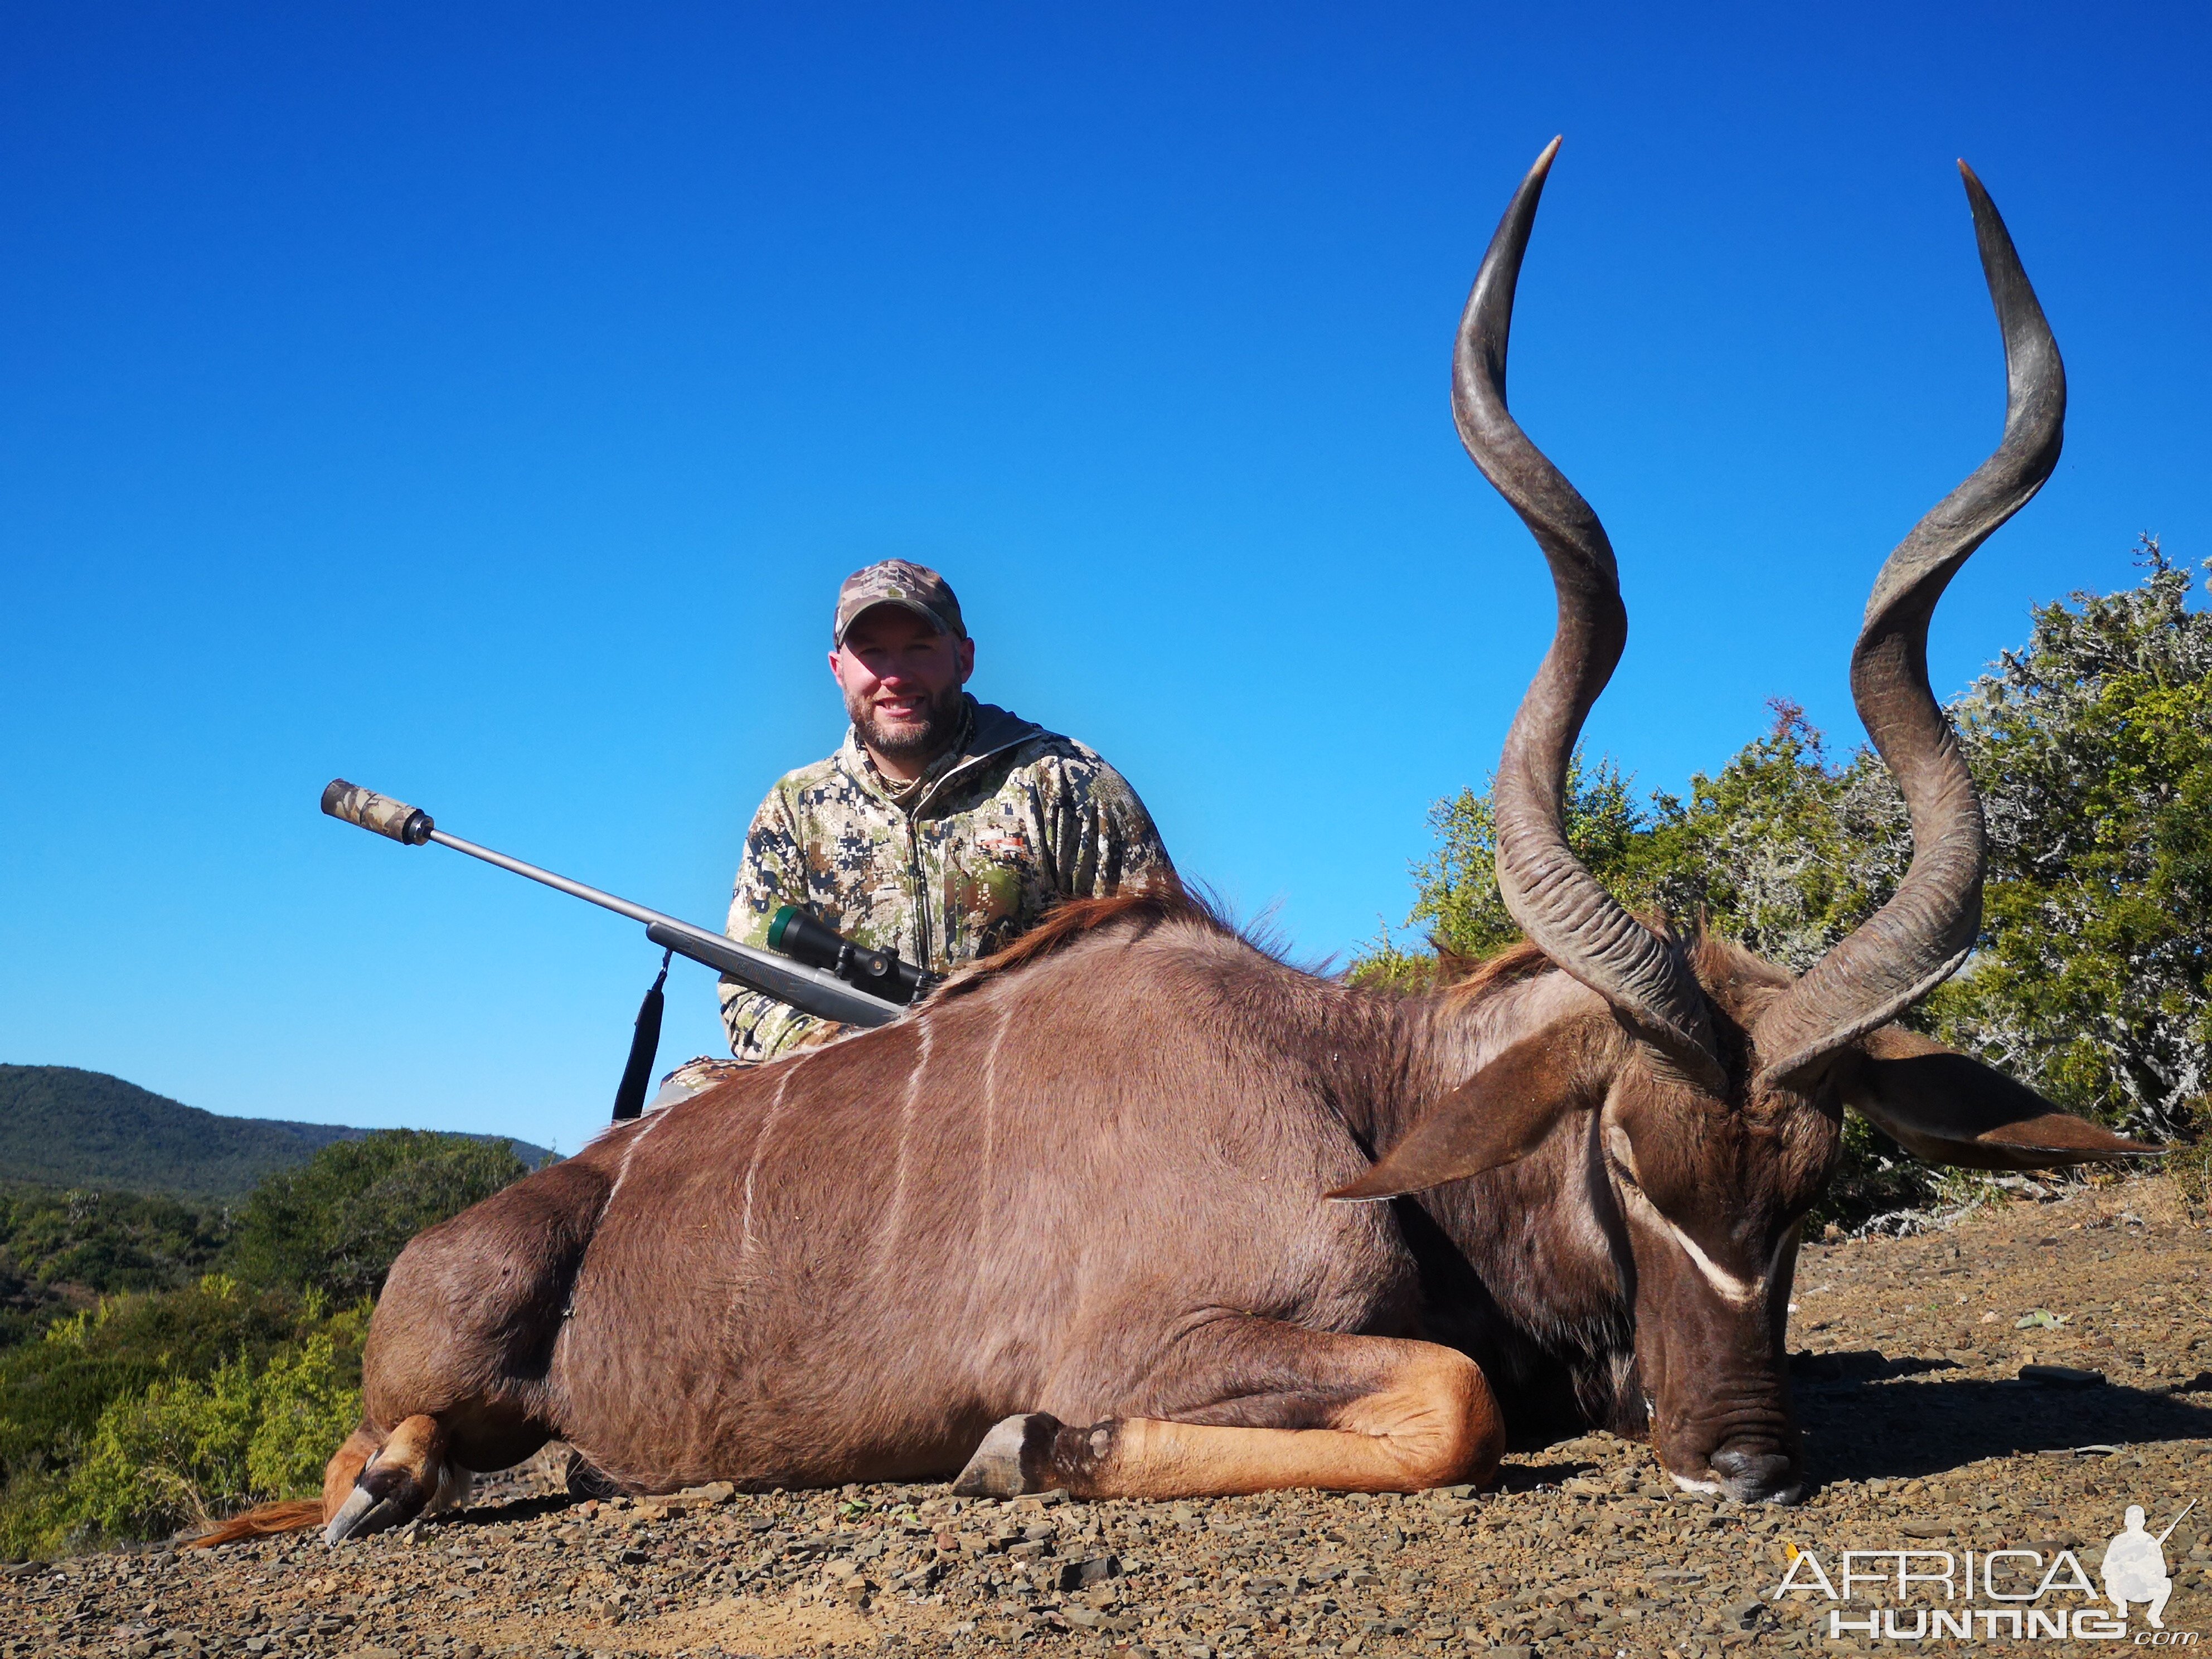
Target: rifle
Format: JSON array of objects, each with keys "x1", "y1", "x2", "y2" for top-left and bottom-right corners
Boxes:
[
  {"x1": 2155, "y1": 1499, "x2": 2197, "y2": 1548},
  {"x1": 319, "y1": 779, "x2": 924, "y2": 1031}
]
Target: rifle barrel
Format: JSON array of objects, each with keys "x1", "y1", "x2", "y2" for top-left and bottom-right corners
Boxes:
[
  {"x1": 424, "y1": 829, "x2": 902, "y2": 1029},
  {"x1": 2155, "y1": 1498, "x2": 2196, "y2": 1547},
  {"x1": 321, "y1": 779, "x2": 903, "y2": 1029}
]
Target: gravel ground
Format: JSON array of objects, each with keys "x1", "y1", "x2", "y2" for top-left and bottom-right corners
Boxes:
[{"x1": 8, "y1": 1172, "x2": 2208, "y2": 1659}]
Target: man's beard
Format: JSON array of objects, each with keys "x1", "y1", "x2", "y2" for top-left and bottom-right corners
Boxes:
[{"x1": 850, "y1": 687, "x2": 964, "y2": 764}]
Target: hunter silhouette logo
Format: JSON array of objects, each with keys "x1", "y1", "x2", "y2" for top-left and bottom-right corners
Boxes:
[
  {"x1": 2104, "y1": 1501, "x2": 2192, "y2": 1630},
  {"x1": 1769, "y1": 1498, "x2": 2199, "y2": 1643}
]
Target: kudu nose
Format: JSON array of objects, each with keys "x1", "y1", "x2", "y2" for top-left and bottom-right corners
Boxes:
[{"x1": 1708, "y1": 1446, "x2": 1803, "y2": 1506}]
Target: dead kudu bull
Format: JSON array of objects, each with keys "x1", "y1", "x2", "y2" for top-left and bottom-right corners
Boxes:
[{"x1": 204, "y1": 143, "x2": 2152, "y2": 1548}]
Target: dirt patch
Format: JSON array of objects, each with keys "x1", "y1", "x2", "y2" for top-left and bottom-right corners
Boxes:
[
  {"x1": 7, "y1": 1173, "x2": 2207, "y2": 1658},
  {"x1": 473, "y1": 1593, "x2": 935, "y2": 1656}
]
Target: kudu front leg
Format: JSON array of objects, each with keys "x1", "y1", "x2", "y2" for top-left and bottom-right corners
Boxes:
[{"x1": 953, "y1": 1325, "x2": 1502, "y2": 1500}]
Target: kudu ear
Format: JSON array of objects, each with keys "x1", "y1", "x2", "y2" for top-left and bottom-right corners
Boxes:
[
  {"x1": 1328, "y1": 1029, "x2": 1585, "y2": 1201},
  {"x1": 1844, "y1": 1027, "x2": 2162, "y2": 1172}
]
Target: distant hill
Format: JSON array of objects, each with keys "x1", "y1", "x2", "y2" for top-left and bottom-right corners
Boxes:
[{"x1": 0, "y1": 1065, "x2": 551, "y2": 1200}]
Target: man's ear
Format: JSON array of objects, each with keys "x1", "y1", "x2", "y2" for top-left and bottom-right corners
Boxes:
[
  {"x1": 1329, "y1": 1027, "x2": 1588, "y2": 1201},
  {"x1": 1844, "y1": 1026, "x2": 2162, "y2": 1171}
]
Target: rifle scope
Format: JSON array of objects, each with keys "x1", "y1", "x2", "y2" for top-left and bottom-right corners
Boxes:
[{"x1": 768, "y1": 905, "x2": 939, "y2": 1006}]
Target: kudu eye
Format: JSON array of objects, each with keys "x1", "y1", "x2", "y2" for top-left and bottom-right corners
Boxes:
[{"x1": 1603, "y1": 1123, "x2": 1642, "y2": 1186}]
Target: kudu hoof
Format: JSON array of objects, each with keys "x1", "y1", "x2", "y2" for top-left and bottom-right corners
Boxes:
[
  {"x1": 565, "y1": 1451, "x2": 624, "y2": 1501},
  {"x1": 323, "y1": 1462, "x2": 428, "y2": 1545},
  {"x1": 324, "y1": 1414, "x2": 454, "y2": 1545},
  {"x1": 951, "y1": 1413, "x2": 1065, "y2": 1498}
]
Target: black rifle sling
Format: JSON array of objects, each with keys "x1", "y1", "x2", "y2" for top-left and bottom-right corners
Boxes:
[{"x1": 610, "y1": 948, "x2": 672, "y2": 1122}]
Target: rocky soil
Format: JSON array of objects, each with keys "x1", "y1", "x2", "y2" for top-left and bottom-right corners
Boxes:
[{"x1": 8, "y1": 1173, "x2": 2209, "y2": 1659}]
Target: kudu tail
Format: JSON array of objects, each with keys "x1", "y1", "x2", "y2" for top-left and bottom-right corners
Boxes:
[
  {"x1": 183, "y1": 1419, "x2": 385, "y2": 1550},
  {"x1": 183, "y1": 1499, "x2": 326, "y2": 1549}
]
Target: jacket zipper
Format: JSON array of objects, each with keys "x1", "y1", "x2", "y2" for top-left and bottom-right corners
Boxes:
[
  {"x1": 906, "y1": 816, "x2": 932, "y2": 967},
  {"x1": 877, "y1": 716, "x2": 1034, "y2": 973}
]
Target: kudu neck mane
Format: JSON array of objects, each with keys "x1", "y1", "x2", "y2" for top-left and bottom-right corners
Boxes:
[{"x1": 944, "y1": 882, "x2": 1631, "y2": 1158}]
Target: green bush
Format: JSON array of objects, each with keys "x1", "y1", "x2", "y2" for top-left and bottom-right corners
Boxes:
[
  {"x1": 0, "y1": 1186, "x2": 232, "y2": 1297},
  {"x1": 0, "y1": 1276, "x2": 309, "y2": 1492},
  {"x1": 0, "y1": 1278, "x2": 366, "y2": 1556},
  {"x1": 1931, "y1": 542, "x2": 2212, "y2": 1138},
  {"x1": 62, "y1": 1351, "x2": 261, "y2": 1540},
  {"x1": 242, "y1": 1331, "x2": 361, "y2": 1496},
  {"x1": 59, "y1": 1328, "x2": 359, "y2": 1544},
  {"x1": 225, "y1": 1128, "x2": 531, "y2": 1300}
]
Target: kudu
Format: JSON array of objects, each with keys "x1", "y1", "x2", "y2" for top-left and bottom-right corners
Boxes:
[{"x1": 206, "y1": 142, "x2": 2152, "y2": 1550}]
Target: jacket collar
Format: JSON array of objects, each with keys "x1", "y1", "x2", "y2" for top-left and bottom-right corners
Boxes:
[{"x1": 836, "y1": 697, "x2": 1045, "y2": 816}]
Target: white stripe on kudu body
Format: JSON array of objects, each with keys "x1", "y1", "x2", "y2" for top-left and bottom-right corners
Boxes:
[
  {"x1": 982, "y1": 1005, "x2": 1011, "y2": 1194},
  {"x1": 604, "y1": 1107, "x2": 669, "y2": 1217},
  {"x1": 871, "y1": 1021, "x2": 932, "y2": 1276},
  {"x1": 561, "y1": 1096, "x2": 677, "y2": 1345},
  {"x1": 740, "y1": 1062, "x2": 799, "y2": 1257}
]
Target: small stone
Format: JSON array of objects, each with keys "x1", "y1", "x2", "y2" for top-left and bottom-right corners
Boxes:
[
  {"x1": 1054, "y1": 1555, "x2": 1120, "y2": 1591},
  {"x1": 642, "y1": 1481, "x2": 735, "y2": 1515}
]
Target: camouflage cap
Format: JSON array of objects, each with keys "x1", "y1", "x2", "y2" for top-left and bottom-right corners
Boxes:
[{"x1": 833, "y1": 560, "x2": 967, "y2": 647}]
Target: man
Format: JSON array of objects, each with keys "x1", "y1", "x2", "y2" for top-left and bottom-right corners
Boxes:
[{"x1": 716, "y1": 559, "x2": 1173, "y2": 1062}]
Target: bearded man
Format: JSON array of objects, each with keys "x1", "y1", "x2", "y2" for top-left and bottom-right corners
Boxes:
[{"x1": 715, "y1": 559, "x2": 1175, "y2": 1063}]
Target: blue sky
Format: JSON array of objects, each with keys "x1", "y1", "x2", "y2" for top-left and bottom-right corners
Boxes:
[{"x1": 3, "y1": 2, "x2": 2206, "y2": 1157}]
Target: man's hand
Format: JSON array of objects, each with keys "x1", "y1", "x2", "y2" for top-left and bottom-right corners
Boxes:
[{"x1": 788, "y1": 1021, "x2": 857, "y2": 1053}]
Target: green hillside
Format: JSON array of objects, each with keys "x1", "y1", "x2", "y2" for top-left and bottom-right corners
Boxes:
[{"x1": 0, "y1": 1065, "x2": 548, "y2": 1199}]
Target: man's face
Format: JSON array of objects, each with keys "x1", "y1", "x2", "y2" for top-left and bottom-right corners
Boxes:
[{"x1": 830, "y1": 605, "x2": 976, "y2": 769}]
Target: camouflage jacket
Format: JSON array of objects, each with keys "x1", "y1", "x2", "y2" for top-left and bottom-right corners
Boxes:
[{"x1": 719, "y1": 698, "x2": 1173, "y2": 1060}]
